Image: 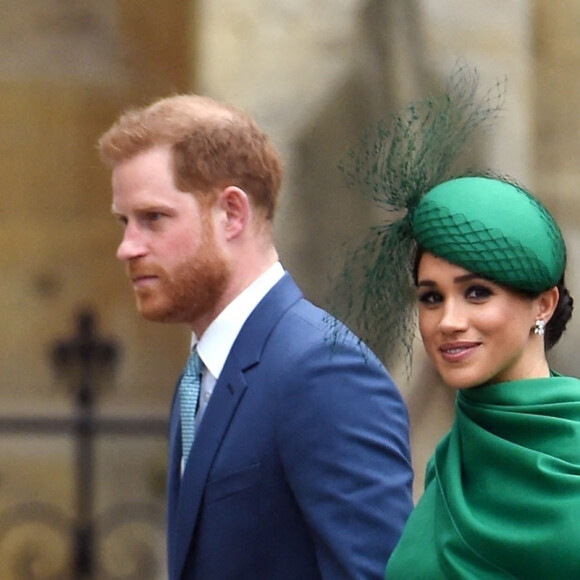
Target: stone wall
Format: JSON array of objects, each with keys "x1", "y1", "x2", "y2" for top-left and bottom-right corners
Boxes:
[{"x1": 532, "y1": 0, "x2": 580, "y2": 379}]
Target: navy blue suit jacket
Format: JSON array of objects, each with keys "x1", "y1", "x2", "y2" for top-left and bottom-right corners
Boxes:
[{"x1": 167, "y1": 273, "x2": 413, "y2": 579}]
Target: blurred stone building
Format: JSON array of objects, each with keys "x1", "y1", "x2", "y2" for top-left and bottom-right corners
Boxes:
[{"x1": 0, "y1": 0, "x2": 579, "y2": 577}]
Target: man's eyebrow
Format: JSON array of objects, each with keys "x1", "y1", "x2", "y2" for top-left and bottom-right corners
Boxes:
[{"x1": 111, "y1": 204, "x2": 176, "y2": 216}]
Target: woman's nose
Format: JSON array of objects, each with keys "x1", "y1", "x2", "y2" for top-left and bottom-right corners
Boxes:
[{"x1": 438, "y1": 301, "x2": 468, "y2": 333}]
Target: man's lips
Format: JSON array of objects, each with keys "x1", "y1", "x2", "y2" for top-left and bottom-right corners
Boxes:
[
  {"x1": 130, "y1": 273, "x2": 159, "y2": 288},
  {"x1": 438, "y1": 341, "x2": 480, "y2": 362}
]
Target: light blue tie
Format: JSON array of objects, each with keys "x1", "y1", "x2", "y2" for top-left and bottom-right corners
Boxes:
[{"x1": 179, "y1": 348, "x2": 202, "y2": 461}]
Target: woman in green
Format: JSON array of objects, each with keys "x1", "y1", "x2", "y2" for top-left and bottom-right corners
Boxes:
[
  {"x1": 385, "y1": 175, "x2": 578, "y2": 579},
  {"x1": 339, "y1": 68, "x2": 578, "y2": 578}
]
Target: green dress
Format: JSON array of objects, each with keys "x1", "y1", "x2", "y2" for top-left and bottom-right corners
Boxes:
[{"x1": 386, "y1": 373, "x2": 580, "y2": 579}]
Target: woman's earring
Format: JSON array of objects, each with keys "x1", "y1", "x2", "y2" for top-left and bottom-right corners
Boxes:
[{"x1": 534, "y1": 319, "x2": 546, "y2": 336}]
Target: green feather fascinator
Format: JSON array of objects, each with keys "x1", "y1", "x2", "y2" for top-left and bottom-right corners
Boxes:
[{"x1": 333, "y1": 66, "x2": 507, "y2": 367}]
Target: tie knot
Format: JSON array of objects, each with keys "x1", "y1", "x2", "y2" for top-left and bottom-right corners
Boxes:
[{"x1": 186, "y1": 348, "x2": 202, "y2": 375}]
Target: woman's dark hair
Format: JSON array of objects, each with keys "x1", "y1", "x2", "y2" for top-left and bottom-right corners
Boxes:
[
  {"x1": 544, "y1": 277, "x2": 574, "y2": 350},
  {"x1": 413, "y1": 246, "x2": 574, "y2": 351}
]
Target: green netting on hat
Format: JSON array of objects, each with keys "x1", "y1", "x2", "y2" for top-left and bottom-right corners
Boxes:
[
  {"x1": 412, "y1": 177, "x2": 566, "y2": 292},
  {"x1": 331, "y1": 65, "x2": 505, "y2": 369}
]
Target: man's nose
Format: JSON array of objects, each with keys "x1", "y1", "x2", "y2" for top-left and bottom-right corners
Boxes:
[{"x1": 116, "y1": 226, "x2": 147, "y2": 262}]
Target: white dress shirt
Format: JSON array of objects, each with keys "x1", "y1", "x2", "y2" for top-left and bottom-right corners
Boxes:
[{"x1": 193, "y1": 261, "x2": 285, "y2": 427}]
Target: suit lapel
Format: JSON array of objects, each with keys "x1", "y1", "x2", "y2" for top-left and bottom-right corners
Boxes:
[
  {"x1": 170, "y1": 273, "x2": 303, "y2": 579},
  {"x1": 172, "y1": 362, "x2": 248, "y2": 577}
]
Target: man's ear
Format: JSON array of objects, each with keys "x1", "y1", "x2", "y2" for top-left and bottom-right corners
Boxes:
[{"x1": 217, "y1": 186, "x2": 250, "y2": 240}]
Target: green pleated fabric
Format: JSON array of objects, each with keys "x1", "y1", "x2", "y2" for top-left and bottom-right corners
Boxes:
[{"x1": 386, "y1": 373, "x2": 580, "y2": 579}]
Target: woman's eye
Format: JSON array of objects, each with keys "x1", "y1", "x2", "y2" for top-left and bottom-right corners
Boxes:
[
  {"x1": 418, "y1": 291, "x2": 442, "y2": 305},
  {"x1": 466, "y1": 285, "x2": 492, "y2": 300}
]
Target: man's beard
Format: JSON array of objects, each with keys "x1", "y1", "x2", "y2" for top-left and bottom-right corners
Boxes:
[{"x1": 131, "y1": 226, "x2": 230, "y2": 325}]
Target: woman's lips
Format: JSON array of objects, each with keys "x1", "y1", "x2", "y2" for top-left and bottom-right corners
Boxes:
[{"x1": 439, "y1": 341, "x2": 480, "y2": 363}]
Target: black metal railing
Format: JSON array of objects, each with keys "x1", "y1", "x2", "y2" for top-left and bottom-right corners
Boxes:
[{"x1": 0, "y1": 308, "x2": 168, "y2": 580}]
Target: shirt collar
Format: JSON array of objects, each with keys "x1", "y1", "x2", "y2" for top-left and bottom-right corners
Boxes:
[{"x1": 193, "y1": 261, "x2": 284, "y2": 379}]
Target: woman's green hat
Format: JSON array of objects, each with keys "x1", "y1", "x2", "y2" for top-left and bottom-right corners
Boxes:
[{"x1": 412, "y1": 176, "x2": 566, "y2": 293}]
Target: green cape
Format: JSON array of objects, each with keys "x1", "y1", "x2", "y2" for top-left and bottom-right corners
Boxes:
[{"x1": 386, "y1": 373, "x2": 580, "y2": 579}]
